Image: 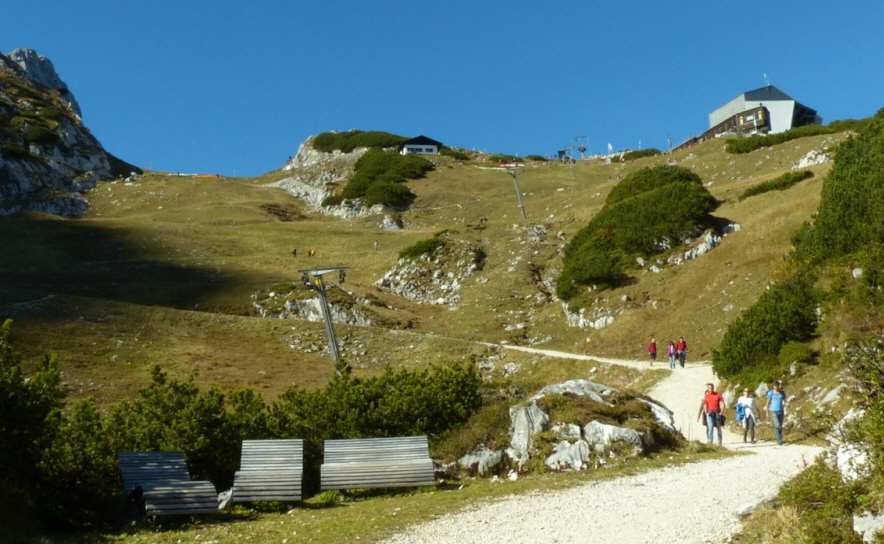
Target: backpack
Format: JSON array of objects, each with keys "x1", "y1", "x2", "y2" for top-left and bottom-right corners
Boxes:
[{"x1": 736, "y1": 402, "x2": 745, "y2": 421}]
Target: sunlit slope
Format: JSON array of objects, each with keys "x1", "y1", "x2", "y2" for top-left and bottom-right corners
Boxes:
[{"x1": 1, "y1": 132, "x2": 843, "y2": 404}]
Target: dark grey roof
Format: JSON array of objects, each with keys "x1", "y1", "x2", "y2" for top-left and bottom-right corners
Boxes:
[
  {"x1": 401, "y1": 135, "x2": 443, "y2": 147},
  {"x1": 743, "y1": 85, "x2": 793, "y2": 102}
]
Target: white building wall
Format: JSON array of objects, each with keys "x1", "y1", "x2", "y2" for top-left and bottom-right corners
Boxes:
[
  {"x1": 709, "y1": 96, "x2": 748, "y2": 128},
  {"x1": 401, "y1": 145, "x2": 438, "y2": 155},
  {"x1": 743, "y1": 100, "x2": 795, "y2": 134}
]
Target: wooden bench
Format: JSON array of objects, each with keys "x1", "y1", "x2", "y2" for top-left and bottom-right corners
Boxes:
[
  {"x1": 231, "y1": 439, "x2": 304, "y2": 503},
  {"x1": 320, "y1": 436, "x2": 435, "y2": 490},
  {"x1": 117, "y1": 451, "x2": 219, "y2": 516}
]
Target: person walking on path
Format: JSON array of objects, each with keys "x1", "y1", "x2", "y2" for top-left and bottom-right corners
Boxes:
[
  {"x1": 766, "y1": 380, "x2": 788, "y2": 445},
  {"x1": 676, "y1": 337, "x2": 689, "y2": 368},
  {"x1": 667, "y1": 340, "x2": 676, "y2": 369},
  {"x1": 648, "y1": 337, "x2": 657, "y2": 366},
  {"x1": 736, "y1": 388, "x2": 758, "y2": 443},
  {"x1": 698, "y1": 383, "x2": 726, "y2": 445}
]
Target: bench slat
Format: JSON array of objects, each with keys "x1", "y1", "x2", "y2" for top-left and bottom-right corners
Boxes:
[
  {"x1": 231, "y1": 440, "x2": 304, "y2": 504},
  {"x1": 320, "y1": 437, "x2": 434, "y2": 491},
  {"x1": 118, "y1": 451, "x2": 219, "y2": 516}
]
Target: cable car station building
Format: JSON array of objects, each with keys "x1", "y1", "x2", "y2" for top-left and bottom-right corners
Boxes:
[{"x1": 707, "y1": 85, "x2": 822, "y2": 137}]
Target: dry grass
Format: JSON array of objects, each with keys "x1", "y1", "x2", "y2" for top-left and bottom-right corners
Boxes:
[{"x1": 0, "y1": 133, "x2": 844, "y2": 408}]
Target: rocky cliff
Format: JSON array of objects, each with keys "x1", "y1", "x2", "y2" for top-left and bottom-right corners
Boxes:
[{"x1": 0, "y1": 49, "x2": 137, "y2": 216}]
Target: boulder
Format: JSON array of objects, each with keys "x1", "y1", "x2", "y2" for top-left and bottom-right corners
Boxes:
[
  {"x1": 754, "y1": 383, "x2": 769, "y2": 398},
  {"x1": 532, "y1": 379, "x2": 613, "y2": 405},
  {"x1": 854, "y1": 511, "x2": 884, "y2": 543},
  {"x1": 508, "y1": 402, "x2": 549, "y2": 465},
  {"x1": 459, "y1": 446, "x2": 504, "y2": 476},
  {"x1": 545, "y1": 440, "x2": 590, "y2": 470},
  {"x1": 829, "y1": 409, "x2": 870, "y2": 482},
  {"x1": 583, "y1": 420, "x2": 644, "y2": 456}
]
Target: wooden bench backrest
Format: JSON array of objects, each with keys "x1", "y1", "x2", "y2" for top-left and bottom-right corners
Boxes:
[
  {"x1": 117, "y1": 451, "x2": 191, "y2": 495},
  {"x1": 239, "y1": 439, "x2": 304, "y2": 470},
  {"x1": 320, "y1": 436, "x2": 434, "y2": 490},
  {"x1": 323, "y1": 436, "x2": 430, "y2": 463}
]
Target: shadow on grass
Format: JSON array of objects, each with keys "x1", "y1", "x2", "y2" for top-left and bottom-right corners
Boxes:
[{"x1": 0, "y1": 215, "x2": 271, "y2": 313}]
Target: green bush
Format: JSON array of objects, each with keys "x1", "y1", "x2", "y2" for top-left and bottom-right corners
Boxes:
[
  {"x1": 321, "y1": 194, "x2": 344, "y2": 207},
  {"x1": 725, "y1": 124, "x2": 837, "y2": 154},
  {"x1": 621, "y1": 148, "x2": 661, "y2": 161},
  {"x1": 340, "y1": 148, "x2": 430, "y2": 207},
  {"x1": 26, "y1": 125, "x2": 59, "y2": 146},
  {"x1": 557, "y1": 165, "x2": 718, "y2": 300},
  {"x1": 778, "y1": 341, "x2": 815, "y2": 367},
  {"x1": 312, "y1": 130, "x2": 408, "y2": 153},
  {"x1": 778, "y1": 458, "x2": 863, "y2": 544},
  {"x1": 105, "y1": 366, "x2": 240, "y2": 487},
  {"x1": 604, "y1": 165, "x2": 703, "y2": 207},
  {"x1": 440, "y1": 147, "x2": 469, "y2": 160},
  {"x1": 488, "y1": 154, "x2": 521, "y2": 164},
  {"x1": 0, "y1": 317, "x2": 484, "y2": 528},
  {"x1": 525, "y1": 155, "x2": 547, "y2": 161},
  {"x1": 364, "y1": 181, "x2": 413, "y2": 208},
  {"x1": 843, "y1": 335, "x2": 884, "y2": 487},
  {"x1": 0, "y1": 318, "x2": 64, "y2": 480},
  {"x1": 738, "y1": 169, "x2": 814, "y2": 201},
  {"x1": 555, "y1": 245, "x2": 624, "y2": 300},
  {"x1": 711, "y1": 274, "x2": 818, "y2": 379},
  {"x1": 399, "y1": 235, "x2": 446, "y2": 260},
  {"x1": 36, "y1": 107, "x2": 62, "y2": 121},
  {"x1": 794, "y1": 109, "x2": 884, "y2": 263}
]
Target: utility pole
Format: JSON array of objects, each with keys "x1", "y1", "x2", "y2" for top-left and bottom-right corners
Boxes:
[
  {"x1": 299, "y1": 266, "x2": 349, "y2": 375},
  {"x1": 505, "y1": 167, "x2": 527, "y2": 220}
]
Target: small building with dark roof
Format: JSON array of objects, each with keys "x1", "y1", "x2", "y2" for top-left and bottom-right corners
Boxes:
[
  {"x1": 709, "y1": 85, "x2": 822, "y2": 135},
  {"x1": 399, "y1": 136, "x2": 443, "y2": 156}
]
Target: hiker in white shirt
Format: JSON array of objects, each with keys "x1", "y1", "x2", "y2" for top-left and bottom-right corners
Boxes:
[{"x1": 736, "y1": 389, "x2": 758, "y2": 443}]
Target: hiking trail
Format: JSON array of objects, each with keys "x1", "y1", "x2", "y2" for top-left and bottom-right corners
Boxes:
[{"x1": 381, "y1": 345, "x2": 822, "y2": 544}]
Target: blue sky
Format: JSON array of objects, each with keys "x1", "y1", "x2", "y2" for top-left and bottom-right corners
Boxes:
[{"x1": 3, "y1": 1, "x2": 882, "y2": 176}]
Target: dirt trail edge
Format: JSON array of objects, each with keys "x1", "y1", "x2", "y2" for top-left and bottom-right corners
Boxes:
[{"x1": 381, "y1": 345, "x2": 822, "y2": 544}]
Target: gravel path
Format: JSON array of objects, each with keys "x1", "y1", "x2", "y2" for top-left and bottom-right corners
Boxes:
[{"x1": 380, "y1": 347, "x2": 823, "y2": 544}]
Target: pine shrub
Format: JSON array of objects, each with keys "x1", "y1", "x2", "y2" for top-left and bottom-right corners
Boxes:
[
  {"x1": 440, "y1": 147, "x2": 469, "y2": 160},
  {"x1": 794, "y1": 109, "x2": 884, "y2": 263},
  {"x1": 399, "y1": 235, "x2": 446, "y2": 260},
  {"x1": 738, "y1": 170, "x2": 813, "y2": 201},
  {"x1": 312, "y1": 130, "x2": 407, "y2": 153},
  {"x1": 557, "y1": 165, "x2": 718, "y2": 300},
  {"x1": 621, "y1": 148, "x2": 661, "y2": 161},
  {"x1": 711, "y1": 274, "x2": 818, "y2": 379}
]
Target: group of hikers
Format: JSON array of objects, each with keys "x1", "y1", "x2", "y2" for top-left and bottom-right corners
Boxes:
[
  {"x1": 698, "y1": 381, "x2": 789, "y2": 446},
  {"x1": 647, "y1": 336, "x2": 688, "y2": 369}
]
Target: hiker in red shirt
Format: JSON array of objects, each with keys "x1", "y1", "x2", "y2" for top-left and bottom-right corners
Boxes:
[
  {"x1": 676, "y1": 337, "x2": 688, "y2": 368},
  {"x1": 648, "y1": 337, "x2": 657, "y2": 366},
  {"x1": 697, "y1": 383, "x2": 726, "y2": 445}
]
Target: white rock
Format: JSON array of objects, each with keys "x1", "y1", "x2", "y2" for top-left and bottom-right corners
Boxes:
[
  {"x1": 854, "y1": 511, "x2": 884, "y2": 543},
  {"x1": 508, "y1": 402, "x2": 550, "y2": 466},
  {"x1": 583, "y1": 421, "x2": 644, "y2": 456},
  {"x1": 459, "y1": 446, "x2": 504, "y2": 476},
  {"x1": 545, "y1": 440, "x2": 590, "y2": 470}
]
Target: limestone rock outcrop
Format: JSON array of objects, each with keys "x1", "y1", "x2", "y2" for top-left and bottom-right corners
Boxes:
[
  {"x1": 459, "y1": 378, "x2": 676, "y2": 475},
  {"x1": 1, "y1": 49, "x2": 136, "y2": 216},
  {"x1": 7, "y1": 48, "x2": 82, "y2": 119}
]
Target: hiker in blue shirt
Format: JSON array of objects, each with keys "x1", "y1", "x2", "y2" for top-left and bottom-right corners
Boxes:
[{"x1": 766, "y1": 381, "x2": 788, "y2": 445}]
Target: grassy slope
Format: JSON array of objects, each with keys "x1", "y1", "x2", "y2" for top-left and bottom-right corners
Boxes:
[{"x1": 0, "y1": 132, "x2": 844, "y2": 406}]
